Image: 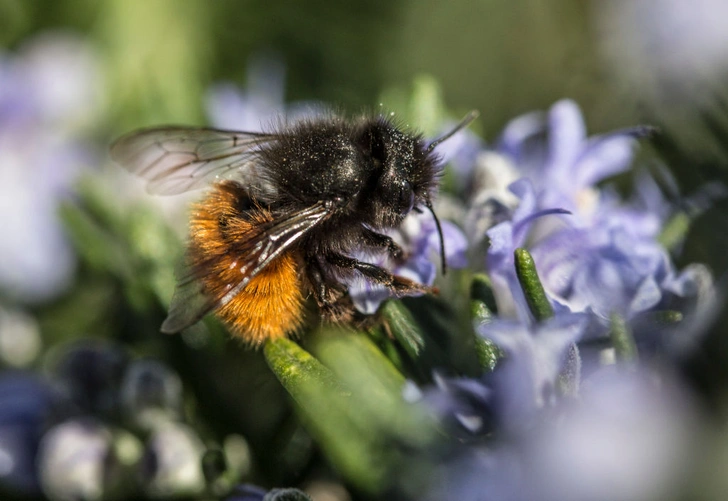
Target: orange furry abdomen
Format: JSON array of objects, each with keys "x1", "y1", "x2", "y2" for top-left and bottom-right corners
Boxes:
[{"x1": 188, "y1": 182, "x2": 305, "y2": 345}]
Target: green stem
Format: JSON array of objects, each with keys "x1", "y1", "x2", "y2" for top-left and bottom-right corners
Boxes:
[
  {"x1": 609, "y1": 313, "x2": 638, "y2": 363},
  {"x1": 380, "y1": 300, "x2": 424, "y2": 358},
  {"x1": 514, "y1": 248, "x2": 554, "y2": 321}
]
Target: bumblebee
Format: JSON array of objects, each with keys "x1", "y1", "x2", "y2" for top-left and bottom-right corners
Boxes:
[{"x1": 112, "y1": 111, "x2": 477, "y2": 345}]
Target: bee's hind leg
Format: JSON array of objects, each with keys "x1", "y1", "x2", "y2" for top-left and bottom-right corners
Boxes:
[{"x1": 306, "y1": 260, "x2": 356, "y2": 323}]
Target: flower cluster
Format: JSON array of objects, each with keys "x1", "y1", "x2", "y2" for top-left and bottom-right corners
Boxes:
[
  {"x1": 201, "y1": 76, "x2": 719, "y2": 499},
  {"x1": 406, "y1": 100, "x2": 717, "y2": 501}
]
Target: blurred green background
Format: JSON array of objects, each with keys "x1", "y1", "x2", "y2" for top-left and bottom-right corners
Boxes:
[
  {"x1": 4, "y1": 0, "x2": 727, "y2": 178},
  {"x1": 4, "y1": 0, "x2": 727, "y2": 274},
  {"x1": 0, "y1": 3, "x2": 688, "y2": 130}
]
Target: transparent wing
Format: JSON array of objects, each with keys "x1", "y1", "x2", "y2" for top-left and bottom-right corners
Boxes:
[
  {"x1": 110, "y1": 126, "x2": 278, "y2": 195},
  {"x1": 161, "y1": 201, "x2": 334, "y2": 334}
]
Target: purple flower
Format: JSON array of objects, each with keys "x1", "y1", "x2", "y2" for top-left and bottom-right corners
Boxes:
[
  {"x1": 472, "y1": 101, "x2": 708, "y2": 329},
  {"x1": 484, "y1": 179, "x2": 569, "y2": 319},
  {"x1": 348, "y1": 209, "x2": 468, "y2": 314},
  {"x1": 420, "y1": 314, "x2": 587, "y2": 442},
  {"x1": 424, "y1": 368, "x2": 698, "y2": 501},
  {"x1": 530, "y1": 226, "x2": 670, "y2": 318},
  {"x1": 478, "y1": 314, "x2": 587, "y2": 430},
  {"x1": 0, "y1": 33, "x2": 100, "y2": 302},
  {"x1": 500, "y1": 100, "x2": 639, "y2": 224},
  {"x1": 519, "y1": 368, "x2": 697, "y2": 501},
  {"x1": 466, "y1": 100, "x2": 644, "y2": 242},
  {"x1": 420, "y1": 373, "x2": 494, "y2": 438}
]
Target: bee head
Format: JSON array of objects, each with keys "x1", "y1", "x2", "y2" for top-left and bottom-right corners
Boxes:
[
  {"x1": 356, "y1": 111, "x2": 479, "y2": 273},
  {"x1": 356, "y1": 118, "x2": 438, "y2": 226}
]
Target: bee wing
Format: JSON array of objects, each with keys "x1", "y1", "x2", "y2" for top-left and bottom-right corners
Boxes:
[
  {"x1": 161, "y1": 200, "x2": 334, "y2": 334},
  {"x1": 110, "y1": 126, "x2": 278, "y2": 195}
]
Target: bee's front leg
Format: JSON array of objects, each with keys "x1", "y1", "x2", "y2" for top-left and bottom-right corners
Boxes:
[
  {"x1": 325, "y1": 252, "x2": 431, "y2": 296},
  {"x1": 360, "y1": 227, "x2": 404, "y2": 261}
]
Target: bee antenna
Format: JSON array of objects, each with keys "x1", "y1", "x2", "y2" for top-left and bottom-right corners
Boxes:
[
  {"x1": 425, "y1": 199, "x2": 447, "y2": 275},
  {"x1": 426, "y1": 110, "x2": 480, "y2": 153}
]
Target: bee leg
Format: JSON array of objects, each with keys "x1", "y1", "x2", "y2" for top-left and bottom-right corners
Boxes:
[
  {"x1": 307, "y1": 264, "x2": 332, "y2": 306},
  {"x1": 361, "y1": 228, "x2": 404, "y2": 260},
  {"x1": 306, "y1": 262, "x2": 356, "y2": 323},
  {"x1": 325, "y1": 253, "x2": 431, "y2": 295}
]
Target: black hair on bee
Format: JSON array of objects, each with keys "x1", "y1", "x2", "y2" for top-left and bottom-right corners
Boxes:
[{"x1": 111, "y1": 109, "x2": 478, "y2": 344}]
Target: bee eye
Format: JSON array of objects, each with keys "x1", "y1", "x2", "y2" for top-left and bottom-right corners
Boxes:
[{"x1": 399, "y1": 181, "x2": 415, "y2": 215}]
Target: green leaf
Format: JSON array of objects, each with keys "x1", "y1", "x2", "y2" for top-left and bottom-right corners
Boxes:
[
  {"x1": 470, "y1": 273, "x2": 497, "y2": 326},
  {"x1": 469, "y1": 274, "x2": 501, "y2": 371},
  {"x1": 380, "y1": 300, "x2": 425, "y2": 358},
  {"x1": 474, "y1": 337, "x2": 500, "y2": 373},
  {"x1": 637, "y1": 310, "x2": 684, "y2": 325},
  {"x1": 264, "y1": 338, "x2": 389, "y2": 493},
  {"x1": 310, "y1": 331, "x2": 435, "y2": 447},
  {"x1": 263, "y1": 338, "x2": 344, "y2": 395},
  {"x1": 659, "y1": 211, "x2": 690, "y2": 252},
  {"x1": 609, "y1": 312, "x2": 638, "y2": 364},
  {"x1": 514, "y1": 248, "x2": 554, "y2": 321}
]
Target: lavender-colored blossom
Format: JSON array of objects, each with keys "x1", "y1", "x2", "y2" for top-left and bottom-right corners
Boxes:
[
  {"x1": 472, "y1": 100, "x2": 710, "y2": 330},
  {"x1": 0, "y1": 33, "x2": 100, "y2": 302},
  {"x1": 484, "y1": 179, "x2": 569, "y2": 318},
  {"x1": 478, "y1": 314, "x2": 587, "y2": 430},
  {"x1": 425, "y1": 368, "x2": 698, "y2": 501},
  {"x1": 465, "y1": 100, "x2": 643, "y2": 241},
  {"x1": 420, "y1": 373, "x2": 494, "y2": 438},
  {"x1": 530, "y1": 226, "x2": 669, "y2": 318},
  {"x1": 503, "y1": 100, "x2": 642, "y2": 226},
  {"x1": 420, "y1": 314, "x2": 587, "y2": 443},
  {"x1": 529, "y1": 208, "x2": 710, "y2": 323},
  {"x1": 348, "y1": 209, "x2": 468, "y2": 314}
]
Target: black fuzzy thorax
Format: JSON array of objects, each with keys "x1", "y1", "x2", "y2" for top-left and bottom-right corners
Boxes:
[{"x1": 254, "y1": 113, "x2": 440, "y2": 260}]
